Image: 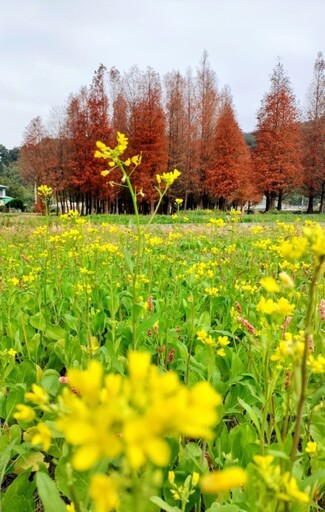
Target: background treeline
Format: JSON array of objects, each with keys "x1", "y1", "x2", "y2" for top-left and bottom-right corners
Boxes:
[{"x1": 2, "y1": 51, "x2": 325, "y2": 214}]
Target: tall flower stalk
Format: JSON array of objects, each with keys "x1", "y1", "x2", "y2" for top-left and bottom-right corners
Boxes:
[
  {"x1": 289, "y1": 225, "x2": 325, "y2": 463},
  {"x1": 95, "y1": 132, "x2": 181, "y2": 348}
]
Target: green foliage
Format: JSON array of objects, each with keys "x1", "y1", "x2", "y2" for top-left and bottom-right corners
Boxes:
[
  {"x1": 0, "y1": 144, "x2": 33, "y2": 208},
  {"x1": 0, "y1": 216, "x2": 324, "y2": 511}
]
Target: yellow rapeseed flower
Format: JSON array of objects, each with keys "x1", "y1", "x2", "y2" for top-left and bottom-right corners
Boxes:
[
  {"x1": 89, "y1": 474, "x2": 119, "y2": 512},
  {"x1": 68, "y1": 360, "x2": 103, "y2": 403},
  {"x1": 305, "y1": 441, "x2": 317, "y2": 455},
  {"x1": 192, "y1": 471, "x2": 200, "y2": 486},
  {"x1": 128, "y1": 351, "x2": 151, "y2": 382},
  {"x1": 200, "y1": 467, "x2": 247, "y2": 494},
  {"x1": 168, "y1": 471, "x2": 175, "y2": 484},
  {"x1": 276, "y1": 472, "x2": 309, "y2": 503},
  {"x1": 13, "y1": 404, "x2": 36, "y2": 422},
  {"x1": 31, "y1": 422, "x2": 52, "y2": 452},
  {"x1": 156, "y1": 169, "x2": 181, "y2": 188},
  {"x1": 256, "y1": 297, "x2": 278, "y2": 315},
  {"x1": 260, "y1": 276, "x2": 280, "y2": 293},
  {"x1": 308, "y1": 354, "x2": 325, "y2": 373},
  {"x1": 37, "y1": 185, "x2": 53, "y2": 198},
  {"x1": 20, "y1": 353, "x2": 221, "y2": 475},
  {"x1": 25, "y1": 384, "x2": 49, "y2": 407},
  {"x1": 304, "y1": 223, "x2": 325, "y2": 258},
  {"x1": 279, "y1": 237, "x2": 308, "y2": 261},
  {"x1": 277, "y1": 297, "x2": 295, "y2": 316},
  {"x1": 253, "y1": 455, "x2": 274, "y2": 469}
]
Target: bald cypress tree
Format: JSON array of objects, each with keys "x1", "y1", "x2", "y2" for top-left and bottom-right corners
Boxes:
[{"x1": 254, "y1": 62, "x2": 302, "y2": 211}]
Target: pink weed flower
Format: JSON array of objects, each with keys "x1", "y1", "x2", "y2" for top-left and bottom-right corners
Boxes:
[
  {"x1": 237, "y1": 316, "x2": 257, "y2": 335},
  {"x1": 235, "y1": 301, "x2": 242, "y2": 314},
  {"x1": 320, "y1": 299, "x2": 325, "y2": 320},
  {"x1": 281, "y1": 316, "x2": 292, "y2": 332},
  {"x1": 148, "y1": 295, "x2": 153, "y2": 312},
  {"x1": 167, "y1": 348, "x2": 176, "y2": 362}
]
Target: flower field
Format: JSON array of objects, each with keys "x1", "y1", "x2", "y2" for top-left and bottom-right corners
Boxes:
[
  {"x1": 0, "y1": 212, "x2": 324, "y2": 512},
  {"x1": 0, "y1": 134, "x2": 324, "y2": 512}
]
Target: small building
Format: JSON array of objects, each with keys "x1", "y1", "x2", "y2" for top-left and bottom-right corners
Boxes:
[{"x1": 0, "y1": 184, "x2": 14, "y2": 207}]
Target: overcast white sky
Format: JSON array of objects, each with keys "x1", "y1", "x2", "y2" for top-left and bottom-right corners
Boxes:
[{"x1": 1, "y1": 0, "x2": 324, "y2": 149}]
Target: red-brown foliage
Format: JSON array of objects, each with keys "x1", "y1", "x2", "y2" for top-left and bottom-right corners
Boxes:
[
  {"x1": 254, "y1": 62, "x2": 303, "y2": 210},
  {"x1": 205, "y1": 91, "x2": 254, "y2": 209}
]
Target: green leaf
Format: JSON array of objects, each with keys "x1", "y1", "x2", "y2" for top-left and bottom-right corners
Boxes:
[
  {"x1": 9, "y1": 424, "x2": 22, "y2": 445},
  {"x1": 238, "y1": 398, "x2": 261, "y2": 434},
  {"x1": 123, "y1": 247, "x2": 134, "y2": 274},
  {"x1": 302, "y1": 469, "x2": 325, "y2": 489},
  {"x1": 40, "y1": 369, "x2": 60, "y2": 396},
  {"x1": 29, "y1": 312, "x2": 46, "y2": 331},
  {"x1": 0, "y1": 441, "x2": 16, "y2": 485},
  {"x1": 55, "y1": 458, "x2": 89, "y2": 503},
  {"x1": 7, "y1": 360, "x2": 37, "y2": 387},
  {"x1": 206, "y1": 504, "x2": 240, "y2": 512},
  {"x1": 5, "y1": 384, "x2": 26, "y2": 420},
  {"x1": 14, "y1": 451, "x2": 48, "y2": 475},
  {"x1": 198, "y1": 310, "x2": 211, "y2": 330},
  {"x1": 63, "y1": 314, "x2": 78, "y2": 332},
  {"x1": 36, "y1": 472, "x2": 67, "y2": 512},
  {"x1": 150, "y1": 496, "x2": 181, "y2": 512},
  {"x1": 1, "y1": 496, "x2": 34, "y2": 512},
  {"x1": 45, "y1": 324, "x2": 67, "y2": 340}
]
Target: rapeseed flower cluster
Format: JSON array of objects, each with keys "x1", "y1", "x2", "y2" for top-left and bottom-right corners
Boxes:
[
  {"x1": 270, "y1": 332, "x2": 304, "y2": 367},
  {"x1": 235, "y1": 280, "x2": 258, "y2": 295},
  {"x1": 168, "y1": 471, "x2": 200, "y2": 506},
  {"x1": 228, "y1": 209, "x2": 242, "y2": 222},
  {"x1": 260, "y1": 276, "x2": 280, "y2": 293},
  {"x1": 17, "y1": 352, "x2": 221, "y2": 473},
  {"x1": 197, "y1": 330, "x2": 230, "y2": 356},
  {"x1": 156, "y1": 169, "x2": 181, "y2": 188},
  {"x1": 60, "y1": 210, "x2": 80, "y2": 221},
  {"x1": 256, "y1": 297, "x2": 295, "y2": 316},
  {"x1": 209, "y1": 218, "x2": 226, "y2": 227},
  {"x1": 37, "y1": 184, "x2": 53, "y2": 198},
  {"x1": 303, "y1": 222, "x2": 325, "y2": 258},
  {"x1": 308, "y1": 353, "x2": 325, "y2": 373},
  {"x1": 95, "y1": 132, "x2": 135, "y2": 167},
  {"x1": 277, "y1": 223, "x2": 325, "y2": 262},
  {"x1": 200, "y1": 466, "x2": 247, "y2": 493},
  {"x1": 278, "y1": 236, "x2": 308, "y2": 261},
  {"x1": 252, "y1": 455, "x2": 309, "y2": 504}
]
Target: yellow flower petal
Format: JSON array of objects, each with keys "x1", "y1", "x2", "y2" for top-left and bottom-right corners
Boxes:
[{"x1": 200, "y1": 467, "x2": 247, "y2": 494}]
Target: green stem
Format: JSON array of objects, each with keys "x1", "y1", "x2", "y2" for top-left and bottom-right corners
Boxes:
[
  {"x1": 118, "y1": 163, "x2": 143, "y2": 349},
  {"x1": 260, "y1": 341, "x2": 270, "y2": 453},
  {"x1": 19, "y1": 310, "x2": 31, "y2": 359},
  {"x1": 290, "y1": 257, "x2": 324, "y2": 463},
  {"x1": 66, "y1": 463, "x2": 82, "y2": 512},
  {"x1": 281, "y1": 383, "x2": 291, "y2": 442},
  {"x1": 185, "y1": 300, "x2": 195, "y2": 385},
  {"x1": 147, "y1": 189, "x2": 166, "y2": 225}
]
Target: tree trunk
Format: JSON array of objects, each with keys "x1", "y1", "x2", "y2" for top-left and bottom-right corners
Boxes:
[
  {"x1": 319, "y1": 181, "x2": 325, "y2": 213},
  {"x1": 307, "y1": 194, "x2": 314, "y2": 214},
  {"x1": 270, "y1": 192, "x2": 277, "y2": 210},
  {"x1": 81, "y1": 195, "x2": 85, "y2": 216},
  {"x1": 184, "y1": 191, "x2": 188, "y2": 210},
  {"x1": 277, "y1": 190, "x2": 283, "y2": 211},
  {"x1": 218, "y1": 197, "x2": 226, "y2": 211}
]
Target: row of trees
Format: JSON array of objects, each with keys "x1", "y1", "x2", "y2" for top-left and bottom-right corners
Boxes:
[{"x1": 17, "y1": 51, "x2": 325, "y2": 214}]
